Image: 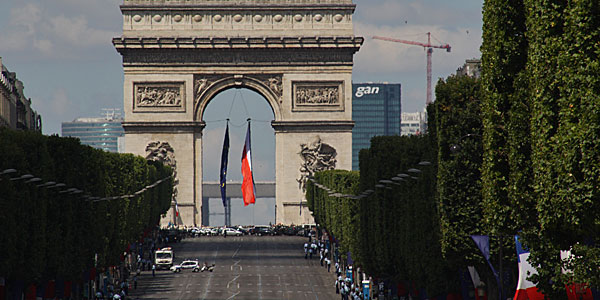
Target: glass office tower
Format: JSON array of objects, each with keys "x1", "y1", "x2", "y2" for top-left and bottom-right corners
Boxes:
[
  {"x1": 61, "y1": 110, "x2": 124, "y2": 152},
  {"x1": 352, "y1": 83, "x2": 402, "y2": 170}
]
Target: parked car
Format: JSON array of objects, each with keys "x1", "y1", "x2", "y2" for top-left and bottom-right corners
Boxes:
[
  {"x1": 190, "y1": 227, "x2": 202, "y2": 237},
  {"x1": 170, "y1": 259, "x2": 200, "y2": 273},
  {"x1": 236, "y1": 226, "x2": 249, "y2": 235},
  {"x1": 252, "y1": 225, "x2": 274, "y2": 236},
  {"x1": 224, "y1": 228, "x2": 243, "y2": 236},
  {"x1": 205, "y1": 227, "x2": 218, "y2": 236}
]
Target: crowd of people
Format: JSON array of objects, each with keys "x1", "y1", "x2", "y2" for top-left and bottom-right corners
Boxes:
[{"x1": 303, "y1": 235, "x2": 365, "y2": 300}]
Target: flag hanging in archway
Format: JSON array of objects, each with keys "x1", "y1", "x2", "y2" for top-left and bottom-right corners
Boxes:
[
  {"x1": 220, "y1": 122, "x2": 230, "y2": 207},
  {"x1": 241, "y1": 121, "x2": 256, "y2": 206}
]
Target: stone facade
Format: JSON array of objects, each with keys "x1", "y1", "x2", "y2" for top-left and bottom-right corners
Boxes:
[
  {"x1": 0, "y1": 57, "x2": 42, "y2": 131},
  {"x1": 114, "y1": 0, "x2": 362, "y2": 226}
]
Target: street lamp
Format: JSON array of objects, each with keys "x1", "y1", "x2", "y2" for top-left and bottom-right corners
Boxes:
[
  {"x1": 407, "y1": 168, "x2": 422, "y2": 174},
  {"x1": 0, "y1": 168, "x2": 17, "y2": 180},
  {"x1": 10, "y1": 174, "x2": 33, "y2": 181}
]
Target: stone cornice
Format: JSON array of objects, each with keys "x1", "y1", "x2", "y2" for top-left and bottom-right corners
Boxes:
[
  {"x1": 123, "y1": 121, "x2": 206, "y2": 133},
  {"x1": 122, "y1": 0, "x2": 354, "y2": 7},
  {"x1": 271, "y1": 120, "x2": 354, "y2": 132},
  {"x1": 121, "y1": 4, "x2": 355, "y2": 10},
  {"x1": 113, "y1": 36, "x2": 363, "y2": 50}
]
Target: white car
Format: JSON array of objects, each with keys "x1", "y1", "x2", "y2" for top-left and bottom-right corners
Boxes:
[
  {"x1": 224, "y1": 228, "x2": 243, "y2": 236},
  {"x1": 170, "y1": 260, "x2": 200, "y2": 273}
]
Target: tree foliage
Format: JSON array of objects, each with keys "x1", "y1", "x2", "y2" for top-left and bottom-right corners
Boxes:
[
  {"x1": 481, "y1": 0, "x2": 600, "y2": 296},
  {"x1": 0, "y1": 128, "x2": 173, "y2": 285},
  {"x1": 307, "y1": 134, "x2": 456, "y2": 297}
]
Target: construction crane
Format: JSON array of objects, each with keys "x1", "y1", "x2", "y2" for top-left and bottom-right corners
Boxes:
[{"x1": 373, "y1": 32, "x2": 451, "y2": 106}]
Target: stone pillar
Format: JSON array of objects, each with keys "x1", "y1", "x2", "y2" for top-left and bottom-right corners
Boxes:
[{"x1": 273, "y1": 121, "x2": 353, "y2": 225}]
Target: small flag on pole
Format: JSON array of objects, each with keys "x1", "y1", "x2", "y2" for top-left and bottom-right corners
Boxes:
[
  {"x1": 514, "y1": 235, "x2": 545, "y2": 300},
  {"x1": 220, "y1": 122, "x2": 230, "y2": 207},
  {"x1": 241, "y1": 120, "x2": 256, "y2": 206}
]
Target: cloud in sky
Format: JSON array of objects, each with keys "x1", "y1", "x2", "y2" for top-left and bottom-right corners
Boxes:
[{"x1": 0, "y1": 2, "x2": 119, "y2": 61}]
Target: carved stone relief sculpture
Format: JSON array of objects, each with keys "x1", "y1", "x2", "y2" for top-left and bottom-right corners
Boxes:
[
  {"x1": 145, "y1": 141, "x2": 178, "y2": 201},
  {"x1": 297, "y1": 136, "x2": 337, "y2": 192},
  {"x1": 134, "y1": 82, "x2": 185, "y2": 112},
  {"x1": 264, "y1": 76, "x2": 283, "y2": 99},
  {"x1": 296, "y1": 86, "x2": 339, "y2": 104},
  {"x1": 292, "y1": 81, "x2": 344, "y2": 111}
]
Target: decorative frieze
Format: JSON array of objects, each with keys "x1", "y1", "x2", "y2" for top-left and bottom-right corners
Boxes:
[
  {"x1": 133, "y1": 82, "x2": 185, "y2": 112},
  {"x1": 292, "y1": 81, "x2": 344, "y2": 112},
  {"x1": 120, "y1": 6, "x2": 354, "y2": 35}
]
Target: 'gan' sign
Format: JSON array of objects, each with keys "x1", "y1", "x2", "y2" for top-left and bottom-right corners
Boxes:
[{"x1": 355, "y1": 86, "x2": 380, "y2": 97}]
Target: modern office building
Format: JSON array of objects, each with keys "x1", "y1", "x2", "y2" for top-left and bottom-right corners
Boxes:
[
  {"x1": 401, "y1": 111, "x2": 427, "y2": 136},
  {"x1": 0, "y1": 57, "x2": 42, "y2": 131},
  {"x1": 352, "y1": 82, "x2": 401, "y2": 170},
  {"x1": 61, "y1": 109, "x2": 124, "y2": 152}
]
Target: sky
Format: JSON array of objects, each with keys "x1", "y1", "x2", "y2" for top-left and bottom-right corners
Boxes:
[{"x1": 0, "y1": 0, "x2": 483, "y2": 225}]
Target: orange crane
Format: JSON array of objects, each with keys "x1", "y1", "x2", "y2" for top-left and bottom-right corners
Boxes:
[{"x1": 373, "y1": 32, "x2": 451, "y2": 106}]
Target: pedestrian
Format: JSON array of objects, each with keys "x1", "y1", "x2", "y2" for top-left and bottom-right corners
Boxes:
[
  {"x1": 152, "y1": 264, "x2": 156, "y2": 277},
  {"x1": 320, "y1": 249, "x2": 324, "y2": 266},
  {"x1": 335, "y1": 277, "x2": 340, "y2": 294},
  {"x1": 335, "y1": 261, "x2": 340, "y2": 275},
  {"x1": 309, "y1": 247, "x2": 313, "y2": 259},
  {"x1": 327, "y1": 258, "x2": 331, "y2": 272},
  {"x1": 304, "y1": 242, "x2": 308, "y2": 259}
]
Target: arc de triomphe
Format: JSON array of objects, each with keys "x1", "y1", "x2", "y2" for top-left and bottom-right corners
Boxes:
[{"x1": 113, "y1": 0, "x2": 363, "y2": 226}]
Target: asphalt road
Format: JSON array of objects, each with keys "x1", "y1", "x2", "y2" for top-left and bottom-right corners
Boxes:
[{"x1": 130, "y1": 235, "x2": 338, "y2": 300}]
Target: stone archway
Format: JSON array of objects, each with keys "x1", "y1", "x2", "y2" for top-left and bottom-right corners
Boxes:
[
  {"x1": 194, "y1": 74, "x2": 282, "y2": 121},
  {"x1": 114, "y1": 0, "x2": 363, "y2": 226}
]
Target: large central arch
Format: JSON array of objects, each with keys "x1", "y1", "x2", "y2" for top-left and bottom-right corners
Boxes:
[
  {"x1": 113, "y1": 0, "x2": 363, "y2": 226},
  {"x1": 195, "y1": 74, "x2": 281, "y2": 121}
]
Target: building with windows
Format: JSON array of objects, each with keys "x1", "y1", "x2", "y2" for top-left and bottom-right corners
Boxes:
[
  {"x1": 456, "y1": 58, "x2": 481, "y2": 78},
  {"x1": 0, "y1": 57, "x2": 42, "y2": 131},
  {"x1": 401, "y1": 111, "x2": 427, "y2": 136},
  {"x1": 352, "y1": 82, "x2": 401, "y2": 170},
  {"x1": 61, "y1": 109, "x2": 124, "y2": 152}
]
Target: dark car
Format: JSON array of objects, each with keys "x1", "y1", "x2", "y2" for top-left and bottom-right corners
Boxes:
[{"x1": 252, "y1": 226, "x2": 274, "y2": 236}]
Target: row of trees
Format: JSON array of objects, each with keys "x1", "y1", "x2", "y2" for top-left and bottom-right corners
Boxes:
[
  {"x1": 0, "y1": 128, "x2": 173, "y2": 286},
  {"x1": 307, "y1": 1, "x2": 600, "y2": 294},
  {"x1": 306, "y1": 133, "x2": 458, "y2": 297},
  {"x1": 480, "y1": 0, "x2": 600, "y2": 297}
]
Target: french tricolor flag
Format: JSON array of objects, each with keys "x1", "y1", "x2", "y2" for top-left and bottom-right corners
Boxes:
[
  {"x1": 514, "y1": 236, "x2": 545, "y2": 300},
  {"x1": 241, "y1": 121, "x2": 256, "y2": 206}
]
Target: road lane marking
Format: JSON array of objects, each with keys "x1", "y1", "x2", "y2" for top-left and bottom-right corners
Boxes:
[
  {"x1": 201, "y1": 245, "x2": 219, "y2": 300},
  {"x1": 226, "y1": 291, "x2": 240, "y2": 300},
  {"x1": 227, "y1": 275, "x2": 240, "y2": 289},
  {"x1": 232, "y1": 245, "x2": 240, "y2": 258}
]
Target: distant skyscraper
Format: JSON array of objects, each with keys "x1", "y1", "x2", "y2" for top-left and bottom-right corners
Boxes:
[
  {"x1": 352, "y1": 83, "x2": 401, "y2": 170},
  {"x1": 401, "y1": 111, "x2": 427, "y2": 136},
  {"x1": 62, "y1": 109, "x2": 124, "y2": 152}
]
